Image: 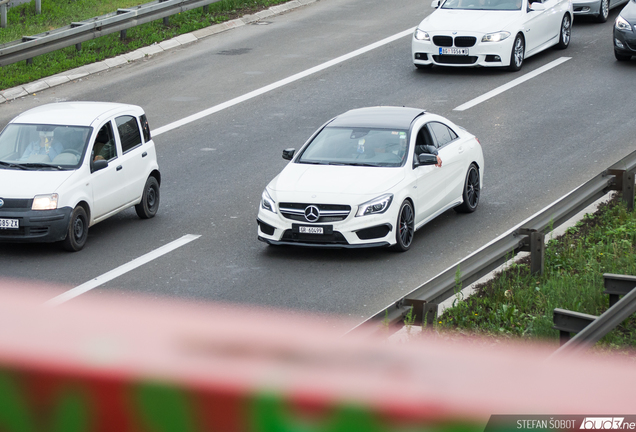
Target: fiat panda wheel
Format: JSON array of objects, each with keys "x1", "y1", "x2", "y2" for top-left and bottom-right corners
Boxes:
[
  {"x1": 135, "y1": 176, "x2": 160, "y2": 219},
  {"x1": 62, "y1": 205, "x2": 88, "y2": 252}
]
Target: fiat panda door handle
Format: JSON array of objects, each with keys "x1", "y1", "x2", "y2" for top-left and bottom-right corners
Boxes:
[{"x1": 116, "y1": 165, "x2": 123, "y2": 171}]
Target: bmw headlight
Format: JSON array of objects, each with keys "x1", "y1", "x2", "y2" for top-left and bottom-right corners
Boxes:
[
  {"x1": 615, "y1": 16, "x2": 633, "y2": 31},
  {"x1": 482, "y1": 31, "x2": 511, "y2": 42},
  {"x1": 356, "y1": 194, "x2": 393, "y2": 217},
  {"x1": 414, "y1": 29, "x2": 430, "y2": 41},
  {"x1": 261, "y1": 189, "x2": 277, "y2": 214},
  {"x1": 32, "y1": 193, "x2": 58, "y2": 210}
]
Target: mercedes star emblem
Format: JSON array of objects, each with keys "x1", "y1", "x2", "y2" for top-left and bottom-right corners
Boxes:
[{"x1": 304, "y1": 205, "x2": 320, "y2": 222}]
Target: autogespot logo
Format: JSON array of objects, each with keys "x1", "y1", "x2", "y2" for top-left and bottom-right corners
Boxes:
[
  {"x1": 580, "y1": 418, "x2": 625, "y2": 429},
  {"x1": 304, "y1": 205, "x2": 320, "y2": 222}
]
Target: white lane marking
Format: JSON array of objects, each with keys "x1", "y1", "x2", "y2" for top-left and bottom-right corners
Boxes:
[
  {"x1": 453, "y1": 57, "x2": 571, "y2": 111},
  {"x1": 45, "y1": 234, "x2": 201, "y2": 307},
  {"x1": 152, "y1": 27, "x2": 416, "y2": 136}
]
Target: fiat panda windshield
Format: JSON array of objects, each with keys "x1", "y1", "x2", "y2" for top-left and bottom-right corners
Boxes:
[
  {"x1": 0, "y1": 124, "x2": 92, "y2": 169},
  {"x1": 298, "y1": 127, "x2": 409, "y2": 167}
]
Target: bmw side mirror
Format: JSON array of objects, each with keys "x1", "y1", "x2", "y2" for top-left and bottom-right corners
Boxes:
[
  {"x1": 431, "y1": 0, "x2": 440, "y2": 7},
  {"x1": 91, "y1": 159, "x2": 108, "y2": 173},
  {"x1": 529, "y1": 2, "x2": 545, "y2": 10},
  {"x1": 282, "y1": 148, "x2": 295, "y2": 161},
  {"x1": 418, "y1": 153, "x2": 438, "y2": 166}
]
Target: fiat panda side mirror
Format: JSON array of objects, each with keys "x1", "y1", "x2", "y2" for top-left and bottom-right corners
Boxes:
[
  {"x1": 431, "y1": 0, "x2": 441, "y2": 8},
  {"x1": 418, "y1": 153, "x2": 438, "y2": 166},
  {"x1": 91, "y1": 159, "x2": 108, "y2": 173},
  {"x1": 282, "y1": 148, "x2": 295, "y2": 161}
]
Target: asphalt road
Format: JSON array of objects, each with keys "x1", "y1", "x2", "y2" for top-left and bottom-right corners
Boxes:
[{"x1": 1, "y1": 0, "x2": 634, "y2": 322}]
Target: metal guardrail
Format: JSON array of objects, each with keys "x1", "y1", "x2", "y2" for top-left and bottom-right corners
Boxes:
[
  {"x1": 351, "y1": 147, "x2": 636, "y2": 337},
  {"x1": 0, "y1": 0, "x2": 223, "y2": 66},
  {"x1": 551, "y1": 273, "x2": 636, "y2": 351},
  {"x1": 551, "y1": 275, "x2": 636, "y2": 357}
]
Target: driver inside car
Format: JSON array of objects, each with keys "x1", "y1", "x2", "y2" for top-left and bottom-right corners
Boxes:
[{"x1": 20, "y1": 130, "x2": 64, "y2": 162}]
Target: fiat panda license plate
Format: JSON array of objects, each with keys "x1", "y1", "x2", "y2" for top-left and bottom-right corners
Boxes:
[
  {"x1": 0, "y1": 218, "x2": 19, "y2": 229},
  {"x1": 440, "y1": 47, "x2": 468, "y2": 55}
]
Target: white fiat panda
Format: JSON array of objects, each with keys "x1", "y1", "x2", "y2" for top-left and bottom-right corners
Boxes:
[{"x1": 0, "y1": 102, "x2": 161, "y2": 251}]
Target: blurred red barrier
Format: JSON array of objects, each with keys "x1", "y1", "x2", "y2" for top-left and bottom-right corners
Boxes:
[{"x1": 0, "y1": 278, "x2": 634, "y2": 432}]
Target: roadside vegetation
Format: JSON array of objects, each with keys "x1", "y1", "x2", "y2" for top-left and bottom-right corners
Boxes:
[
  {"x1": 413, "y1": 194, "x2": 636, "y2": 354},
  {"x1": 0, "y1": 0, "x2": 289, "y2": 90}
]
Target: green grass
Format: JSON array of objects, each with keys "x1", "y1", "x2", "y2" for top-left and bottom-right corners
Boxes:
[
  {"x1": 428, "y1": 195, "x2": 636, "y2": 352},
  {"x1": 0, "y1": 0, "x2": 290, "y2": 90}
]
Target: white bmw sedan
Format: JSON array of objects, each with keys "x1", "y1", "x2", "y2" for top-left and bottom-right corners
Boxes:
[
  {"x1": 257, "y1": 107, "x2": 484, "y2": 252},
  {"x1": 412, "y1": 0, "x2": 573, "y2": 71}
]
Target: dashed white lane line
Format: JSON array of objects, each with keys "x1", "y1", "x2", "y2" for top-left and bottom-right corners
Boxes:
[
  {"x1": 453, "y1": 56, "x2": 571, "y2": 111},
  {"x1": 45, "y1": 234, "x2": 201, "y2": 307},
  {"x1": 152, "y1": 27, "x2": 417, "y2": 137}
]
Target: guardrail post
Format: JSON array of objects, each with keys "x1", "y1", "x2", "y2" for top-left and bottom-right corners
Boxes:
[
  {"x1": 424, "y1": 302, "x2": 438, "y2": 327},
  {"x1": 159, "y1": 0, "x2": 169, "y2": 26},
  {"x1": 116, "y1": 10, "x2": 131, "y2": 40},
  {"x1": 604, "y1": 273, "x2": 636, "y2": 307},
  {"x1": 35, "y1": 0, "x2": 41, "y2": 14},
  {"x1": 21, "y1": 36, "x2": 38, "y2": 65},
  {"x1": 552, "y1": 308, "x2": 597, "y2": 345},
  {"x1": 608, "y1": 168, "x2": 635, "y2": 211},
  {"x1": 203, "y1": 5, "x2": 209, "y2": 13},
  {"x1": 519, "y1": 228, "x2": 545, "y2": 275},
  {"x1": 1, "y1": 4, "x2": 6, "y2": 29}
]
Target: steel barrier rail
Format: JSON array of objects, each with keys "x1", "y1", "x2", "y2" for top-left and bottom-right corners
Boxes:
[
  {"x1": 550, "y1": 286, "x2": 636, "y2": 357},
  {"x1": 351, "y1": 146, "x2": 636, "y2": 336},
  {"x1": 0, "y1": 0, "x2": 223, "y2": 66}
]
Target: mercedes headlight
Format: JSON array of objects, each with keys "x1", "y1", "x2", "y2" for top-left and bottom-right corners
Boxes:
[
  {"x1": 32, "y1": 193, "x2": 58, "y2": 210},
  {"x1": 414, "y1": 29, "x2": 430, "y2": 41},
  {"x1": 261, "y1": 189, "x2": 277, "y2": 214},
  {"x1": 615, "y1": 16, "x2": 633, "y2": 31},
  {"x1": 356, "y1": 194, "x2": 393, "y2": 217},
  {"x1": 482, "y1": 31, "x2": 511, "y2": 42}
]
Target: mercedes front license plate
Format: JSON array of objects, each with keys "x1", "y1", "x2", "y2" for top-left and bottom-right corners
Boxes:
[{"x1": 299, "y1": 226, "x2": 324, "y2": 234}]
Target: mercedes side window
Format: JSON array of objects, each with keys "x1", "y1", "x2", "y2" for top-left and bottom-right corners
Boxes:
[
  {"x1": 428, "y1": 122, "x2": 457, "y2": 148},
  {"x1": 116, "y1": 115, "x2": 142, "y2": 154}
]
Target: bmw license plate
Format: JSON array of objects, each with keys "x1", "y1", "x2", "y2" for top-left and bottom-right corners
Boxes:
[
  {"x1": 299, "y1": 226, "x2": 324, "y2": 234},
  {"x1": 0, "y1": 218, "x2": 19, "y2": 229},
  {"x1": 440, "y1": 47, "x2": 468, "y2": 55}
]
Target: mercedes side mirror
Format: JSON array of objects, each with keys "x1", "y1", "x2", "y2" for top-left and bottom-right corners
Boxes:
[
  {"x1": 418, "y1": 153, "x2": 438, "y2": 166},
  {"x1": 282, "y1": 148, "x2": 295, "y2": 160}
]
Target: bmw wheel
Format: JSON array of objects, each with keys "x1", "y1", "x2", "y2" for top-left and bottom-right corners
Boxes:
[
  {"x1": 596, "y1": 0, "x2": 609, "y2": 22},
  {"x1": 394, "y1": 200, "x2": 415, "y2": 252},
  {"x1": 508, "y1": 34, "x2": 525, "y2": 71},
  {"x1": 454, "y1": 164, "x2": 480, "y2": 213},
  {"x1": 556, "y1": 14, "x2": 571, "y2": 49},
  {"x1": 62, "y1": 205, "x2": 88, "y2": 252},
  {"x1": 135, "y1": 176, "x2": 160, "y2": 219}
]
